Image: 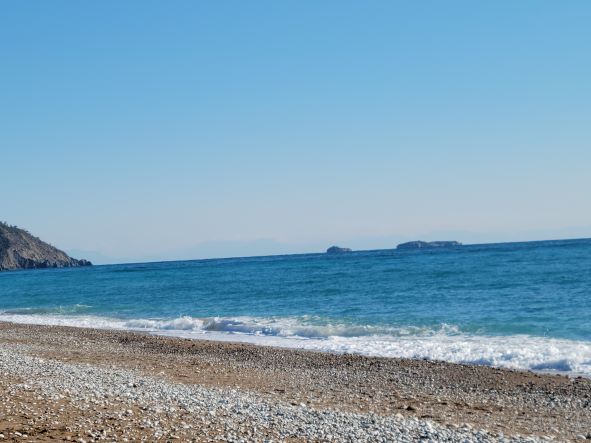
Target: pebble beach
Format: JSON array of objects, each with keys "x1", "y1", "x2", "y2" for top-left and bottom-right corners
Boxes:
[{"x1": 0, "y1": 322, "x2": 590, "y2": 442}]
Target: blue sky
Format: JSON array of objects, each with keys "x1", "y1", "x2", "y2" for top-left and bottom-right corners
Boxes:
[{"x1": 1, "y1": 1, "x2": 590, "y2": 263}]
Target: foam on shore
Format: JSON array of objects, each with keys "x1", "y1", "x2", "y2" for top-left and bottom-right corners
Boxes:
[{"x1": 1, "y1": 312, "x2": 590, "y2": 376}]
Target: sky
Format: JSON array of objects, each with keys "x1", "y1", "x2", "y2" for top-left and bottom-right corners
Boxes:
[{"x1": 1, "y1": 1, "x2": 590, "y2": 264}]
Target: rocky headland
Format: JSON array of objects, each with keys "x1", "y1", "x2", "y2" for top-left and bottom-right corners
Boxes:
[{"x1": 0, "y1": 222, "x2": 91, "y2": 271}]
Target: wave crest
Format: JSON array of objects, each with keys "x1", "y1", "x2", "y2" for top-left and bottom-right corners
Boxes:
[{"x1": 1, "y1": 311, "x2": 590, "y2": 376}]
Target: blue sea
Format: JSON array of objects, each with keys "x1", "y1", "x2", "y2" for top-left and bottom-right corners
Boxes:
[{"x1": 1, "y1": 239, "x2": 591, "y2": 376}]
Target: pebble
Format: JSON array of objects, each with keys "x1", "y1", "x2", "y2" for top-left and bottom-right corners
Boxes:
[
  {"x1": 1, "y1": 323, "x2": 589, "y2": 442},
  {"x1": 0, "y1": 343, "x2": 544, "y2": 442}
]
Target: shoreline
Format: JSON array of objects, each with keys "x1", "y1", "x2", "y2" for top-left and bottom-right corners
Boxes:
[
  {"x1": 2, "y1": 313, "x2": 589, "y2": 378},
  {"x1": 0, "y1": 321, "x2": 590, "y2": 441}
]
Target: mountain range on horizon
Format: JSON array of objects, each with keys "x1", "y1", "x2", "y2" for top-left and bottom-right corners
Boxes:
[
  {"x1": 3, "y1": 219, "x2": 590, "y2": 268},
  {"x1": 67, "y1": 226, "x2": 591, "y2": 265}
]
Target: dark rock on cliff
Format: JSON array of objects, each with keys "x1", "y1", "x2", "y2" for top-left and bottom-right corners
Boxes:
[
  {"x1": 326, "y1": 246, "x2": 353, "y2": 254},
  {"x1": 396, "y1": 240, "x2": 462, "y2": 250},
  {"x1": 0, "y1": 222, "x2": 92, "y2": 271}
]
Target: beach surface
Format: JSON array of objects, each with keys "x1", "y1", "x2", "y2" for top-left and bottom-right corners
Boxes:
[{"x1": 0, "y1": 322, "x2": 589, "y2": 442}]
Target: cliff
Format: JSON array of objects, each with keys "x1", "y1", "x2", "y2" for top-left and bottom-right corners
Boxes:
[{"x1": 0, "y1": 222, "x2": 92, "y2": 271}]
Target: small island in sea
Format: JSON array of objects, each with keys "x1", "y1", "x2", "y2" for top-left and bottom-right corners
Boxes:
[
  {"x1": 396, "y1": 240, "x2": 462, "y2": 250},
  {"x1": 326, "y1": 245, "x2": 353, "y2": 254},
  {"x1": 0, "y1": 221, "x2": 91, "y2": 271}
]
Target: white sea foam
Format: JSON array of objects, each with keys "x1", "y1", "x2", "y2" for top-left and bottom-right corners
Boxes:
[{"x1": 1, "y1": 312, "x2": 590, "y2": 376}]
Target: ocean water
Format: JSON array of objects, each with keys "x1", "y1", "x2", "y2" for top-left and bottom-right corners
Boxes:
[{"x1": 1, "y1": 239, "x2": 590, "y2": 376}]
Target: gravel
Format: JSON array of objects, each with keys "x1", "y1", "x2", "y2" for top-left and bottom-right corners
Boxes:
[{"x1": 0, "y1": 343, "x2": 545, "y2": 442}]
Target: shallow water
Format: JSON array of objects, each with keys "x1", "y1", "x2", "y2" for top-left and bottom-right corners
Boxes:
[{"x1": 1, "y1": 239, "x2": 590, "y2": 375}]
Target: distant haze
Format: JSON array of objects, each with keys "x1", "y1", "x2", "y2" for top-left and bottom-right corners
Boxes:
[{"x1": 2, "y1": 1, "x2": 590, "y2": 264}]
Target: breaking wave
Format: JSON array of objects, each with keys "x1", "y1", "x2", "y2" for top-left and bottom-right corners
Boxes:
[{"x1": 1, "y1": 311, "x2": 590, "y2": 376}]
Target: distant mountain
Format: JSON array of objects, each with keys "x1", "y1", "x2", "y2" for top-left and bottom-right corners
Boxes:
[
  {"x1": 396, "y1": 240, "x2": 462, "y2": 250},
  {"x1": 0, "y1": 222, "x2": 91, "y2": 271}
]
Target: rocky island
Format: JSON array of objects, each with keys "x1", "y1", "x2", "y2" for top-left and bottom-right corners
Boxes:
[
  {"x1": 326, "y1": 246, "x2": 352, "y2": 254},
  {"x1": 0, "y1": 222, "x2": 91, "y2": 271},
  {"x1": 396, "y1": 240, "x2": 462, "y2": 250}
]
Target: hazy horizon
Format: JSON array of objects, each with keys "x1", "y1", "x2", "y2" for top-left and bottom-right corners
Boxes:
[
  {"x1": 3, "y1": 1, "x2": 590, "y2": 263},
  {"x1": 65, "y1": 228, "x2": 591, "y2": 265}
]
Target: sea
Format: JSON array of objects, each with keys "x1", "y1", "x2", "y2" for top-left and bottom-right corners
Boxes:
[{"x1": 1, "y1": 239, "x2": 590, "y2": 376}]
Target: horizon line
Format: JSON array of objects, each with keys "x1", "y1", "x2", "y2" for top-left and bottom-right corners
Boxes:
[{"x1": 79, "y1": 236, "x2": 591, "y2": 268}]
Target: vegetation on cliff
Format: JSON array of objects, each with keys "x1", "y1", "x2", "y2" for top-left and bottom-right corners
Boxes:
[{"x1": 0, "y1": 221, "x2": 91, "y2": 271}]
